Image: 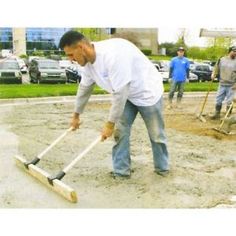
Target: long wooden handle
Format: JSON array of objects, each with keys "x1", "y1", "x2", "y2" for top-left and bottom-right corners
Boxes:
[
  {"x1": 219, "y1": 102, "x2": 234, "y2": 129},
  {"x1": 199, "y1": 81, "x2": 213, "y2": 115},
  {"x1": 63, "y1": 136, "x2": 101, "y2": 173},
  {"x1": 37, "y1": 127, "x2": 73, "y2": 159}
]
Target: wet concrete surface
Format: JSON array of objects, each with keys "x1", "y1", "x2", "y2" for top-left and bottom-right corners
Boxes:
[{"x1": 0, "y1": 95, "x2": 236, "y2": 208}]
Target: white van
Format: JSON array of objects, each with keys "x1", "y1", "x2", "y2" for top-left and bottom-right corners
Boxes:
[{"x1": 0, "y1": 49, "x2": 13, "y2": 58}]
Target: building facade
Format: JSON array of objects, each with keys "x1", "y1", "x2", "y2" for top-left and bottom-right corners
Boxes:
[
  {"x1": 0, "y1": 28, "x2": 71, "y2": 56},
  {"x1": 0, "y1": 28, "x2": 13, "y2": 50},
  {"x1": 0, "y1": 27, "x2": 158, "y2": 56},
  {"x1": 113, "y1": 28, "x2": 158, "y2": 54}
]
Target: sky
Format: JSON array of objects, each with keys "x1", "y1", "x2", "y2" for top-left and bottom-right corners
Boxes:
[{"x1": 158, "y1": 28, "x2": 208, "y2": 47}]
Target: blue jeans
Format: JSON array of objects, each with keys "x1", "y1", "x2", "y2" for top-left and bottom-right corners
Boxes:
[
  {"x1": 112, "y1": 97, "x2": 169, "y2": 176},
  {"x1": 216, "y1": 84, "x2": 234, "y2": 107},
  {"x1": 168, "y1": 80, "x2": 185, "y2": 102}
]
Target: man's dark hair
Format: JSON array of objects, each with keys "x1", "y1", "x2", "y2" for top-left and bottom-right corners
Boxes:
[
  {"x1": 228, "y1": 45, "x2": 236, "y2": 53},
  {"x1": 59, "y1": 31, "x2": 86, "y2": 49}
]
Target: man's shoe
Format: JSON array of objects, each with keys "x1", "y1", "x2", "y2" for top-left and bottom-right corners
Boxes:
[
  {"x1": 110, "y1": 171, "x2": 131, "y2": 179},
  {"x1": 155, "y1": 170, "x2": 169, "y2": 177},
  {"x1": 210, "y1": 105, "x2": 222, "y2": 120},
  {"x1": 210, "y1": 111, "x2": 220, "y2": 120}
]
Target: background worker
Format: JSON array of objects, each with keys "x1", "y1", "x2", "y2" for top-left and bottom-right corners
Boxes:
[
  {"x1": 168, "y1": 47, "x2": 190, "y2": 109},
  {"x1": 59, "y1": 31, "x2": 169, "y2": 178},
  {"x1": 210, "y1": 46, "x2": 236, "y2": 119}
]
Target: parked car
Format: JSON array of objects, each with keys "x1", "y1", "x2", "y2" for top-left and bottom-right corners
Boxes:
[
  {"x1": 159, "y1": 60, "x2": 170, "y2": 71},
  {"x1": 189, "y1": 60, "x2": 196, "y2": 70},
  {"x1": 167, "y1": 72, "x2": 198, "y2": 83},
  {"x1": 186, "y1": 72, "x2": 199, "y2": 82},
  {"x1": 159, "y1": 71, "x2": 170, "y2": 83},
  {"x1": 65, "y1": 64, "x2": 82, "y2": 83},
  {"x1": 0, "y1": 59, "x2": 22, "y2": 84},
  {"x1": 59, "y1": 60, "x2": 73, "y2": 69},
  {"x1": 150, "y1": 60, "x2": 161, "y2": 71},
  {"x1": 29, "y1": 59, "x2": 67, "y2": 84},
  {"x1": 0, "y1": 49, "x2": 13, "y2": 58},
  {"x1": 190, "y1": 64, "x2": 212, "y2": 82},
  {"x1": 159, "y1": 62, "x2": 170, "y2": 83},
  {"x1": 17, "y1": 58, "x2": 28, "y2": 74}
]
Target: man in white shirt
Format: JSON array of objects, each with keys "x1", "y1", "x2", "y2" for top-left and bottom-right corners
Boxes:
[{"x1": 59, "y1": 31, "x2": 169, "y2": 178}]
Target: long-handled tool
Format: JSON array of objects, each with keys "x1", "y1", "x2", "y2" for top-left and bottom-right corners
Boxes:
[
  {"x1": 47, "y1": 136, "x2": 101, "y2": 184},
  {"x1": 15, "y1": 127, "x2": 101, "y2": 203},
  {"x1": 23, "y1": 127, "x2": 73, "y2": 169},
  {"x1": 196, "y1": 80, "x2": 213, "y2": 122},
  {"x1": 213, "y1": 102, "x2": 234, "y2": 134}
]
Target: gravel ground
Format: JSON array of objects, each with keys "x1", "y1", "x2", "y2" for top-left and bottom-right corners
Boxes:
[{"x1": 0, "y1": 95, "x2": 236, "y2": 208}]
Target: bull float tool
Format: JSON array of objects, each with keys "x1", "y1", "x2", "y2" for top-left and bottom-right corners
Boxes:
[
  {"x1": 213, "y1": 102, "x2": 234, "y2": 134},
  {"x1": 196, "y1": 80, "x2": 213, "y2": 122},
  {"x1": 15, "y1": 126, "x2": 101, "y2": 203},
  {"x1": 18, "y1": 127, "x2": 73, "y2": 168}
]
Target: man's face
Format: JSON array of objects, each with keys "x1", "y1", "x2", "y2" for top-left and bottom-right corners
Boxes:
[
  {"x1": 230, "y1": 50, "x2": 236, "y2": 59},
  {"x1": 64, "y1": 42, "x2": 88, "y2": 66},
  {"x1": 177, "y1": 50, "x2": 185, "y2": 57}
]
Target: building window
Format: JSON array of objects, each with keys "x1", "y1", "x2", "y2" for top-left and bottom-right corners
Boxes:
[
  {"x1": 0, "y1": 28, "x2": 13, "y2": 49},
  {"x1": 26, "y1": 28, "x2": 71, "y2": 53}
]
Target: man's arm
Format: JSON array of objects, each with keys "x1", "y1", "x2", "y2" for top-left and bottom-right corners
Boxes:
[
  {"x1": 101, "y1": 84, "x2": 129, "y2": 141},
  {"x1": 186, "y1": 68, "x2": 190, "y2": 79},
  {"x1": 186, "y1": 60, "x2": 190, "y2": 79},
  {"x1": 71, "y1": 83, "x2": 95, "y2": 130},
  {"x1": 108, "y1": 83, "x2": 129, "y2": 123},
  {"x1": 169, "y1": 59, "x2": 174, "y2": 78},
  {"x1": 74, "y1": 83, "x2": 95, "y2": 114},
  {"x1": 211, "y1": 64, "x2": 219, "y2": 80},
  {"x1": 169, "y1": 67, "x2": 173, "y2": 79},
  {"x1": 211, "y1": 58, "x2": 221, "y2": 80}
]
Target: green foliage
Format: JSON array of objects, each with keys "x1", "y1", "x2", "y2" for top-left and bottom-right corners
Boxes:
[
  {"x1": 19, "y1": 54, "x2": 28, "y2": 59},
  {"x1": 159, "y1": 33, "x2": 235, "y2": 60},
  {"x1": 148, "y1": 55, "x2": 172, "y2": 60},
  {"x1": 31, "y1": 50, "x2": 44, "y2": 57},
  {"x1": 159, "y1": 42, "x2": 177, "y2": 57},
  {"x1": 74, "y1": 28, "x2": 109, "y2": 41},
  {"x1": 141, "y1": 49, "x2": 152, "y2": 56}
]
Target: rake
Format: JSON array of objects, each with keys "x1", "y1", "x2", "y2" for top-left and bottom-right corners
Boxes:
[
  {"x1": 213, "y1": 102, "x2": 234, "y2": 134},
  {"x1": 196, "y1": 80, "x2": 213, "y2": 122}
]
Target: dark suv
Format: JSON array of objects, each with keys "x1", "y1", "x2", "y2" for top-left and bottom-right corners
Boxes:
[
  {"x1": 191, "y1": 64, "x2": 212, "y2": 82},
  {"x1": 0, "y1": 59, "x2": 22, "y2": 84},
  {"x1": 29, "y1": 59, "x2": 67, "y2": 84}
]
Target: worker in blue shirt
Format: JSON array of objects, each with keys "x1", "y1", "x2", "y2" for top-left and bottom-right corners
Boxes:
[{"x1": 168, "y1": 47, "x2": 190, "y2": 109}]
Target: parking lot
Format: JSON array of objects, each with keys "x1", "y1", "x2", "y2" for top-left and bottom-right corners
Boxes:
[
  {"x1": 0, "y1": 57, "x2": 82, "y2": 85},
  {"x1": 0, "y1": 56, "x2": 216, "y2": 85}
]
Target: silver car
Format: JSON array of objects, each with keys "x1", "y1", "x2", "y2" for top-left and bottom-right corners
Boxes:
[{"x1": 29, "y1": 59, "x2": 67, "y2": 84}]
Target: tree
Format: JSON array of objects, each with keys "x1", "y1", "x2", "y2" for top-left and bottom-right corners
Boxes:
[
  {"x1": 205, "y1": 37, "x2": 231, "y2": 60},
  {"x1": 159, "y1": 42, "x2": 177, "y2": 56},
  {"x1": 159, "y1": 29, "x2": 189, "y2": 57},
  {"x1": 74, "y1": 28, "x2": 109, "y2": 41}
]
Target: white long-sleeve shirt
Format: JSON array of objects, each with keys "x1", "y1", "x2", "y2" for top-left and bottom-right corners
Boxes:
[{"x1": 75, "y1": 38, "x2": 164, "y2": 123}]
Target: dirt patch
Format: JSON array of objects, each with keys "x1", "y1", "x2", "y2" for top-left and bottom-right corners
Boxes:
[{"x1": 0, "y1": 96, "x2": 236, "y2": 208}]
